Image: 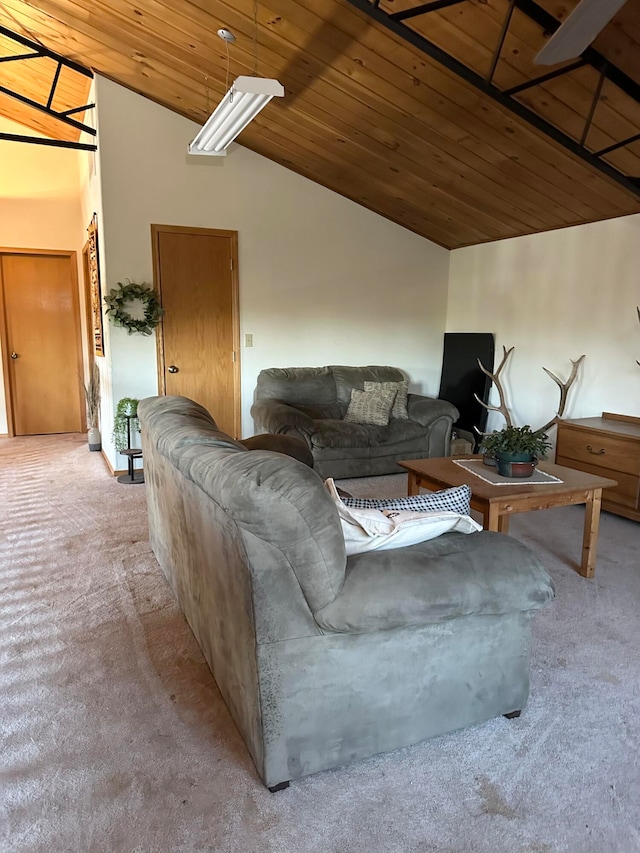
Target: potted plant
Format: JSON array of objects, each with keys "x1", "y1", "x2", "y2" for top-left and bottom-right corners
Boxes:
[
  {"x1": 113, "y1": 397, "x2": 140, "y2": 452},
  {"x1": 83, "y1": 362, "x2": 101, "y2": 451},
  {"x1": 481, "y1": 424, "x2": 552, "y2": 478}
]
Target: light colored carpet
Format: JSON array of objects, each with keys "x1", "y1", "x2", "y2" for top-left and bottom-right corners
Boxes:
[{"x1": 1, "y1": 437, "x2": 639, "y2": 852}]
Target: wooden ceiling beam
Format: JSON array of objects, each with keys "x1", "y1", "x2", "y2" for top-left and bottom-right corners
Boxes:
[
  {"x1": 297, "y1": 0, "x2": 638, "y2": 210},
  {"x1": 344, "y1": 0, "x2": 640, "y2": 199},
  {"x1": 1, "y1": 0, "x2": 638, "y2": 248},
  {"x1": 4, "y1": 0, "x2": 584, "y2": 228}
]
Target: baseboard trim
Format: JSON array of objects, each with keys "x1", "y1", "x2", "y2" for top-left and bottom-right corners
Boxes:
[{"x1": 101, "y1": 449, "x2": 116, "y2": 476}]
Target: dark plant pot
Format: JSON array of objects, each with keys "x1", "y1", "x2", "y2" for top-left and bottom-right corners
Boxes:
[
  {"x1": 482, "y1": 452, "x2": 496, "y2": 467},
  {"x1": 495, "y1": 451, "x2": 536, "y2": 478}
]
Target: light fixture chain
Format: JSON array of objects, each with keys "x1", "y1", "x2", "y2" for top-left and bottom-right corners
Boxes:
[{"x1": 225, "y1": 36, "x2": 231, "y2": 99}]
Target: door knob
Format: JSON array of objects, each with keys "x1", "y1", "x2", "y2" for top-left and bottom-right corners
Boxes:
[
  {"x1": 10, "y1": 352, "x2": 18, "y2": 359},
  {"x1": 167, "y1": 365, "x2": 179, "y2": 374}
]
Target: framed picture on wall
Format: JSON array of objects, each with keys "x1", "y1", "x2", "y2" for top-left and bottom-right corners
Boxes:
[{"x1": 87, "y1": 213, "x2": 105, "y2": 357}]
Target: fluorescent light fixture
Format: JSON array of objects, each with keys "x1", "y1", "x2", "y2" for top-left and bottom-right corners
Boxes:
[{"x1": 189, "y1": 75, "x2": 284, "y2": 156}]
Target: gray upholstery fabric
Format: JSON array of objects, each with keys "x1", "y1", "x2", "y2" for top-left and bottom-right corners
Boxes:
[
  {"x1": 315, "y1": 532, "x2": 555, "y2": 633},
  {"x1": 296, "y1": 402, "x2": 345, "y2": 420},
  {"x1": 252, "y1": 366, "x2": 459, "y2": 478},
  {"x1": 254, "y1": 366, "x2": 337, "y2": 406},
  {"x1": 240, "y1": 433, "x2": 314, "y2": 468},
  {"x1": 139, "y1": 395, "x2": 555, "y2": 790},
  {"x1": 330, "y1": 365, "x2": 405, "y2": 406},
  {"x1": 142, "y1": 395, "x2": 247, "y2": 455},
  {"x1": 309, "y1": 419, "x2": 373, "y2": 449},
  {"x1": 173, "y1": 445, "x2": 346, "y2": 613},
  {"x1": 257, "y1": 612, "x2": 535, "y2": 785},
  {"x1": 407, "y1": 393, "x2": 461, "y2": 427},
  {"x1": 250, "y1": 400, "x2": 314, "y2": 435}
]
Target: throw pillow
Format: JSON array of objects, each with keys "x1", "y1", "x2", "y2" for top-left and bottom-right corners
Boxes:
[
  {"x1": 341, "y1": 484, "x2": 471, "y2": 515},
  {"x1": 364, "y1": 379, "x2": 409, "y2": 420},
  {"x1": 324, "y1": 479, "x2": 480, "y2": 555},
  {"x1": 343, "y1": 386, "x2": 397, "y2": 427}
]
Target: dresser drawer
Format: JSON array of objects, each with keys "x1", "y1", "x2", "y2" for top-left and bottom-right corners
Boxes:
[
  {"x1": 555, "y1": 455, "x2": 639, "y2": 509},
  {"x1": 557, "y1": 426, "x2": 640, "y2": 476}
]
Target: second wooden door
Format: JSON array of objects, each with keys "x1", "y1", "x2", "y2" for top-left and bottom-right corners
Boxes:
[{"x1": 152, "y1": 225, "x2": 240, "y2": 438}]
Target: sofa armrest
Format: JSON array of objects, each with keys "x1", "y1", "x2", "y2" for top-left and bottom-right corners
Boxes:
[
  {"x1": 251, "y1": 400, "x2": 314, "y2": 436},
  {"x1": 314, "y1": 531, "x2": 555, "y2": 634},
  {"x1": 407, "y1": 394, "x2": 459, "y2": 428}
]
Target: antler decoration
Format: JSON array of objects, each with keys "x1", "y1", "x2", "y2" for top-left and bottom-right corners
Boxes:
[
  {"x1": 537, "y1": 354, "x2": 585, "y2": 433},
  {"x1": 474, "y1": 345, "x2": 514, "y2": 431},
  {"x1": 474, "y1": 347, "x2": 585, "y2": 435}
]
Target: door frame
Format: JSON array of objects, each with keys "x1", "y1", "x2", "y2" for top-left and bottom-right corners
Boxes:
[
  {"x1": 0, "y1": 246, "x2": 84, "y2": 437},
  {"x1": 150, "y1": 224, "x2": 241, "y2": 438}
]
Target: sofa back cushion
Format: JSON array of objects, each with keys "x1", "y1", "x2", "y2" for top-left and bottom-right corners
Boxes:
[
  {"x1": 139, "y1": 396, "x2": 247, "y2": 456},
  {"x1": 330, "y1": 365, "x2": 406, "y2": 407},
  {"x1": 139, "y1": 396, "x2": 347, "y2": 612},
  {"x1": 255, "y1": 367, "x2": 338, "y2": 407},
  {"x1": 179, "y1": 447, "x2": 347, "y2": 612}
]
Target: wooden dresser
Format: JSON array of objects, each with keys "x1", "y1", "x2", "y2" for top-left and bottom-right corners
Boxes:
[{"x1": 556, "y1": 412, "x2": 640, "y2": 522}]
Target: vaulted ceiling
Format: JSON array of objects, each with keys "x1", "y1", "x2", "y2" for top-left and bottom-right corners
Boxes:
[{"x1": 1, "y1": 0, "x2": 640, "y2": 248}]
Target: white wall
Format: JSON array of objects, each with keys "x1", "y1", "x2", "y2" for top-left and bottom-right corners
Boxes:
[
  {"x1": 0, "y1": 117, "x2": 85, "y2": 435},
  {"x1": 447, "y1": 215, "x2": 640, "y2": 440},
  {"x1": 93, "y1": 76, "x2": 450, "y2": 464},
  {"x1": 5, "y1": 83, "x2": 640, "y2": 463},
  {"x1": 78, "y1": 83, "x2": 113, "y2": 457}
]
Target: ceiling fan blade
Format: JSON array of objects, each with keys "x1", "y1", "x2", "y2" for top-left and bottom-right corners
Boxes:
[{"x1": 534, "y1": 0, "x2": 628, "y2": 65}]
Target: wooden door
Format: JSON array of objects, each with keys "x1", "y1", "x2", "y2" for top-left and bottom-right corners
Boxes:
[
  {"x1": 0, "y1": 249, "x2": 84, "y2": 436},
  {"x1": 152, "y1": 225, "x2": 240, "y2": 438}
]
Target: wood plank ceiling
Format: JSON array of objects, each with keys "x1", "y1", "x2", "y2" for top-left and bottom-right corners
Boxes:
[{"x1": 0, "y1": 0, "x2": 639, "y2": 248}]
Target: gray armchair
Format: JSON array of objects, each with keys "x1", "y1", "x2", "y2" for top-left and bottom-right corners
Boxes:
[{"x1": 251, "y1": 365, "x2": 459, "y2": 479}]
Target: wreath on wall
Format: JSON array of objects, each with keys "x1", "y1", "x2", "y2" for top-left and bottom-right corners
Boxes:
[{"x1": 104, "y1": 281, "x2": 164, "y2": 336}]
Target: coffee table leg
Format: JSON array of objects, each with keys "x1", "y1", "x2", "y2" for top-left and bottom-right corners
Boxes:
[
  {"x1": 498, "y1": 514, "x2": 510, "y2": 534},
  {"x1": 485, "y1": 505, "x2": 500, "y2": 531},
  {"x1": 581, "y1": 488, "x2": 603, "y2": 579},
  {"x1": 483, "y1": 504, "x2": 510, "y2": 533},
  {"x1": 407, "y1": 472, "x2": 420, "y2": 496}
]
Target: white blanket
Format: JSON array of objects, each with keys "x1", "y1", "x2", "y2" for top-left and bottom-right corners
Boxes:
[{"x1": 325, "y1": 478, "x2": 481, "y2": 555}]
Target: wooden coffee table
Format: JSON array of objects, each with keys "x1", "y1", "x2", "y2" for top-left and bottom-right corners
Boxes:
[{"x1": 398, "y1": 456, "x2": 617, "y2": 578}]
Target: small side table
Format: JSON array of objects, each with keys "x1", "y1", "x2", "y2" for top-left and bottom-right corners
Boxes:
[{"x1": 117, "y1": 415, "x2": 145, "y2": 485}]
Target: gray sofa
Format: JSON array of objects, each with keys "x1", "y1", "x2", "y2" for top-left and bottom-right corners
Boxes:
[
  {"x1": 139, "y1": 395, "x2": 555, "y2": 791},
  {"x1": 251, "y1": 365, "x2": 459, "y2": 479}
]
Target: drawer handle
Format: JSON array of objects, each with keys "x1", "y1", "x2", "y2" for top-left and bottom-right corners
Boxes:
[{"x1": 586, "y1": 445, "x2": 606, "y2": 455}]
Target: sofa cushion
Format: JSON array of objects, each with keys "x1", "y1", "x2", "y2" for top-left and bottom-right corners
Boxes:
[
  {"x1": 310, "y1": 419, "x2": 374, "y2": 449},
  {"x1": 364, "y1": 379, "x2": 409, "y2": 420},
  {"x1": 314, "y1": 531, "x2": 556, "y2": 633},
  {"x1": 297, "y1": 402, "x2": 344, "y2": 420},
  {"x1": 344, "y1": 387, "x2": 398, "y2": 426},
  {"x1": 256, "y1": 367, "x2": 337, "y2": 407},
  {"x1": 363, "y1": 419, "x2": 426, "y2": 445}
]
